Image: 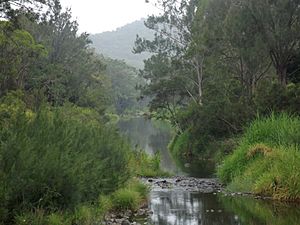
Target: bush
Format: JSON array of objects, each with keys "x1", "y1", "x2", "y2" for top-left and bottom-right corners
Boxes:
[
  {"x1": 110, "y1": 178, "x2": 149, "y2": 211},
  {"x1": 72, "y1": 205, "x2": 99, "y2": 225},
  {"x1": 218, "y1": 114, "x2": 300, "y2": 201},
  {"x1": 126, "y1": 178, "x2": 149, "y2": 199},
  {"x1": 112, "y1": 189, "x2": 141, "y2": 211},
  {"x1": 0, "y1": 100, "x2": 131, "y2": 223},
  {"x1": 255, "y1": 82, "x2": 300, "y2": 115}
]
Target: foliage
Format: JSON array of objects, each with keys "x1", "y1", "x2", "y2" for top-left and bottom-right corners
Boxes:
[
  {"x1": 254, "y1": 82, "x2": 300, "y2": 115},
  {"x1": 0, "y1": 3, "x2": 111, "y2": 113},
  {"x1": 218, "y1": 114, "x2": 300, "y2": 201},
  {"x1": 112, "y1": 178, "x2": 148, "y2": 211},
  {"x1": 101, "y1": 57, "x2": 145, "y2": 115},
  {"x1": 0, "y1": 98, "x2": 131, "y2": 223},
  {"x1": 0, "y1": 21, "x2": 47, "y2": 97},
  {"x1": 112, "y1": 189, "x2": 141, "y2": 211},
  {"x1": 134, "y1": 0, "x2": 202, "y2": 122}
]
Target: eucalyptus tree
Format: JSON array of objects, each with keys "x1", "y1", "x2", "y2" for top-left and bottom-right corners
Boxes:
[
  {"x1": 134, "y1": 0, "x2": 202, "y2": 128},
  {"x1": 0, "y1": 0, "x2": 51, "y2": 20},
  {"x1": 243, "y1": 0, "x2": 300, "y2": 86},
  {"x1": 193, "y1": 0, "x2": 272, "y2": 99}
]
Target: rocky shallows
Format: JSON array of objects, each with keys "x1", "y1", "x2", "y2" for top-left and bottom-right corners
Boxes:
[
  {"x1": 143, "y1": 177, "x2": 224, "y2": 193},
  {"x1": 103, "y1": 177, "x2": 224, "y2": 225}
]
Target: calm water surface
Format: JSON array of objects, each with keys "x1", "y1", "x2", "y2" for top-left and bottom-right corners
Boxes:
[{"x1": 118, "y1": 118, "x2": 300, "y2": 225}]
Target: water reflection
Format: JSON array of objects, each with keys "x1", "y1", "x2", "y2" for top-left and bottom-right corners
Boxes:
[
  {"x1": 146, "y1": 190, "x2": 300, "y2": 225},
  {"x1": 148, "y1": 191, "x2": 238, "y2": 225},
  {"x1": 174, "y1": 159, "x2": 216, "y2": 178},
  {"x1": 220, "y1": 195, "x2": 300, "y2": 225},
  {"x1": 117, "y1": 117, "x2": 216, "y2": 177},
  {"x1": 118, "y1": 117, "x2": 180, "y2": 174}
]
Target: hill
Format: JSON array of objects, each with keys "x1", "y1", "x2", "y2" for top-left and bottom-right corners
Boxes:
[{"x1": 90, "y1": 19, "x2": 153, "y2": 69}]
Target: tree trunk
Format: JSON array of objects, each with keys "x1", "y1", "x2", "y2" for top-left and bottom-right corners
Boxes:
[
  {"x1": 195, "y1": 56, "x2": 204, "y2": 105},
  {"x1": 277, "y1": 66, "x2": 287, "y2": 87}
]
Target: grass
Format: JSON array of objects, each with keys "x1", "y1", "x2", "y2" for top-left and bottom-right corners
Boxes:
[
  {"x1": 130, "y1": 150, "x2": 171, "y2": 177},
  {"x1": 112, "y1": 178, "x2": 149, "y2": 211},
  {"x1": 112, "y1": 189, "x2": 141, "y2": 211},
  {"x1": 217, "y1": 114, "x2": 300, "y2": 201}
]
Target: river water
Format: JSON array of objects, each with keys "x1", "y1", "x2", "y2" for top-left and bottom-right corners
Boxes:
[{"x1": 118, "y1": 117, "x2": 300, "y2": 225}]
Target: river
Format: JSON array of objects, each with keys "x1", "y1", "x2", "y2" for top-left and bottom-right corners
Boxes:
[{"x1": 118, "y1": 117, "x2": 300, "y2": 225}]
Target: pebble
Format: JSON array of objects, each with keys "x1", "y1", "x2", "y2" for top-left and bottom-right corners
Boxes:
[{"x1": 144, "y1": 177, "x2": 223, "y2": 193}]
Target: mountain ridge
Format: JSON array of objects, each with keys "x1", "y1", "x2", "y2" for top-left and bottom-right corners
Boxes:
[{"x1": 90, "y1": 19, "x2": 154, "y2": 69}]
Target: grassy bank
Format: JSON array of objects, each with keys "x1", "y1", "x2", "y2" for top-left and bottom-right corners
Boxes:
[{"x1": 217, "y1": 114, "x2": 300, "y2": 201}]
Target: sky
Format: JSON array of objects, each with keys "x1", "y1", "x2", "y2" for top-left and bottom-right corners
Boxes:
[{"x1": 59, "y1": 0, "x2": 159, "y2": 34}]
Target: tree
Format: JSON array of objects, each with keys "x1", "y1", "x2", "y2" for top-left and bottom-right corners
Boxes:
[
  {"x1": 192, "y1": 0, "x2": 272, "y2": 99},
  {"x1": 101, "y1": 57, "x2": 142, "y2": 114},
  {"x1": 0, "y1": 0, "x2": 50, "y2": 21},
  {"x1": 0, "y1": 21, "x2": 46, "y2": 97},
  {"x1": 244, "y1": 0, "x2": 300, "y2": 86},
  {"x1": 134, "y1": 0, "x2": 203, "y2": 126},
  {"x1": 15, "y1": 2, "x2": 110, "y2": 111}
]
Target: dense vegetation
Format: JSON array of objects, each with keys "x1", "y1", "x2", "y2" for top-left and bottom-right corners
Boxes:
[
  {"x1": 0, "y1": 94, "x2": 131, "y2": 223},
  {"x1": 100, "y1": 57, "x2": 146, "y2": 115},
  {"x1": 134, "y1": 0, "x2": 300, "y2": 199}
]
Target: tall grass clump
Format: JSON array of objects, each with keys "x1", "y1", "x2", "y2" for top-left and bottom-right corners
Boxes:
[
  {"x1": 130, "y1": 150, "x2": 170, "y2": 177},
  {"x1": 112, "y1": 178, "x2": 148, "y2": 211},
  {"x1": 0, "y1": 96, "x2": 132, "y2": 223},
  {"x1": 217, "y1": 114, "x2": 300, "y2": 201}
]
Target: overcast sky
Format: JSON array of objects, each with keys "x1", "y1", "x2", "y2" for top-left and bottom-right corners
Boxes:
[{"x1": 59, "y1": 0, "x2": 159, "y2": 34}]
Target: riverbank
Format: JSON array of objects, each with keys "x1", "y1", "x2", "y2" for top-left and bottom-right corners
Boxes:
[{"x1": 218, "y1": 114, "x2": 300, "y2": 202}]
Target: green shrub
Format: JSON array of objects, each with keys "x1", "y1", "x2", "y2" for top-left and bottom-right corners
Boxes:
[
  {"x1": 0, "y1": 101, "x2": 132, "y2": 223},
  {"x1": 112, "y1": 189, "x2": 141, "y2": 211},
  {"x1": 98, "y1": 195, "x2": 113, "y2": 215},
  {"x1": 169, "y1": 131, "x2": 190, "y2": 159},
  {"x1": 255, "y1": 82, "x2": 300, "y2": 115},
  {"x1": 72, "y1": 205, "x2": 99, "y2": 225},
  {"x1": 126, "y1": 178, "x2": 149, "y2": 199}
]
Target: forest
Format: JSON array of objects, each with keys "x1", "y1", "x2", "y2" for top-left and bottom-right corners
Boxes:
[{"x1": 0, "y1": 0, "x2": 299, "y2": 224}]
